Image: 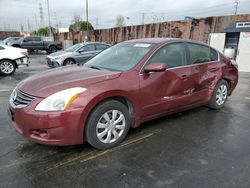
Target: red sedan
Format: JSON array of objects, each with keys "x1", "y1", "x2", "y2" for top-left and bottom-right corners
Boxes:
[{"x1": 9, "y1": 38, "x2": 238, "y2": 149}]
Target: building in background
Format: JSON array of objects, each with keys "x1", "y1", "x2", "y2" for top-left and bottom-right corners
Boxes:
[{"x1": 209, "y1": 21, "x2": 250, "y2": 72}]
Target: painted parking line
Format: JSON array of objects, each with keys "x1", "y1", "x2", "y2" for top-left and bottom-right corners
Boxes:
[
  {"x1": 0, "y1": 89, "x2": 13, "y2": 92},
  {"x1": 38, "y1": 129, "x2": 162, "y2": 175}
]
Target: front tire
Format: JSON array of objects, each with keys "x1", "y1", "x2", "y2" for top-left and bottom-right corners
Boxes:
[
  {"x1": 85, "y1": 100, "x2": 131, "y2": 149},
  {"x1": 208, "y1": 80, "x2": 229, "y2": 109},
  {"x1": 0, "y1": 60, "x2": 16, "y2": 75},
  {"x1": 63, "y1": 58, "x2": 75, "y2": 66}
]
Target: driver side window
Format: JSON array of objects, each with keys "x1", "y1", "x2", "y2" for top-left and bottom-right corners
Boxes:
[{"x1": 148, "y1": 43, "x2": 187, "y2": 68}]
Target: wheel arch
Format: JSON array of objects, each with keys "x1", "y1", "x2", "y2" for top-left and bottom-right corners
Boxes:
[
  {"x1": 0, "y1": 58, "x2": 17, "y2": 68},
  {"x1": 79, "y1": 92, "x2": 139, "y2": 142},
  {"x1": 221, "y1": 77, "x2": 232, "y2": 94},
  {"x1": 12, "y1": 44, "x2": 21, "y2": 48},
  {"x1": 63, "y1": 57, "x2": 76, "y2": 66},
  {"x1": 48, "y1": 44, "x2": 57, "y2": 49}
]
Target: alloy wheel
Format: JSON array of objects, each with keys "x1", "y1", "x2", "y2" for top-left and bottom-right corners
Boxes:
[
  {"x1": 0, "y1": 61, "x2": 14, "y2": 74},
  {"x1": 96, "y1": 110, "x2": 126, "y2": 144},
  {"x1": 216, "y1": 84, "x2": 228, "y2": 106}
]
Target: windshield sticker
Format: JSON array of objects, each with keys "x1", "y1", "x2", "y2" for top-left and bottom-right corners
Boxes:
[{"x1": 134, "y1": 43, "x2": 151, "y2": 48}]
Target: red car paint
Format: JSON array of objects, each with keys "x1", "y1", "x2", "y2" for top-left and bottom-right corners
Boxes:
[{"x1": 9, "y1": 38, "x2": 238, "y2": 145}]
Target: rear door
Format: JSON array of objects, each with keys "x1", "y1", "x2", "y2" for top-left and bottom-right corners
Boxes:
[
  {"x1": 139, "y1": 42, "x2": 195, "y2": 119},
  {"x1": 96, "y1": 44, "x2": 110, "y2": 53},
  {"x1": 32, "y1": 37, "x2": 43, "y2": 50},
  {"x1": 186, "y1": 42, "x2": 220, "y2": 103}
]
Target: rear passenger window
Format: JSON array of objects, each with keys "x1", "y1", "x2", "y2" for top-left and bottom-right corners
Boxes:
[
  {"x1": 96, "y1": 44, "x2": 109, "y2": 50},
  {"x1": 148, "y1": 43, "x2": 187, "y2": 68},
  {"x1": 83, "y1": 44, "x2": 95, "y2": 51},
  {"x1": 33, "y1": 37, "x2": 41, "y2": 41},
  {"x1": 187, "y1": 43, "x2": 218, "y2": 64}
]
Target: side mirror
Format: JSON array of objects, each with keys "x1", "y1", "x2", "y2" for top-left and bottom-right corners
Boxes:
[
  {"x1": 144, "y1": 63, "x2": 166, "y2": 73},
  {"x1": 78, "y1": 49, "x2": 85, "y2": 53}
]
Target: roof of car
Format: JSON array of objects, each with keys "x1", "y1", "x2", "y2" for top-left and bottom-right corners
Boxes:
[
  {"x1": 83, "y1": 42, "x2": 111, "y2": 45},
  {"x1": 124, "y1": 38, "x2": 208, "y2": 45},
  {"x1": 125, "y1": 38, "x2": 181, "y2": 44}
]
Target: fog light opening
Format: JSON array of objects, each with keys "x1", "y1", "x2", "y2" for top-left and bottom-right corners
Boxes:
[{"x1": 31, "y1": 129, "x2": 49, "y2": 138}]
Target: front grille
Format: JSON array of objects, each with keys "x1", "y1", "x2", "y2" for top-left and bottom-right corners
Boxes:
[{"x1": 12, "y1": 89, "x2": 36, "y2": 108}]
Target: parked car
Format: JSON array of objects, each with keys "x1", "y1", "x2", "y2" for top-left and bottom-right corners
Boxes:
[
  {"x1": 9, "y1": 38, "x2": 238, "y2": 149},
  {"x1": 10, "y1": 36, "x2": 62, "y2": 53},
  {"x1": 0, "y1": 45, "x2": 29, "y2": 75},
  {"x1": 3, "y1": 37, "x2": 22, "y2": 45},
  {"x1": 46, "y1": 42, "x2": 111, "y2": 68}
]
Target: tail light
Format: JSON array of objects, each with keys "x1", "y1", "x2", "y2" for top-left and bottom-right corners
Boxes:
[
  {"x1": 21, "y1": 51, "x2": 28, "y2": 56},
  {"x1": 230, "y1": 59, "x2": 238, "y2": 70}
]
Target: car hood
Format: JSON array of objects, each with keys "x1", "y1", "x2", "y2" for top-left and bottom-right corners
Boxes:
[
  {"x1": 47, "y1": 51, "x2": 71, "y2": 57},
  {"x1": 18, "y1": 66, "x2": 121, "y2": 98}
]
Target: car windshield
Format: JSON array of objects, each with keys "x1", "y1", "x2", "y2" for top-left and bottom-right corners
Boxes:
[
  {"x1": 65, "y1": 43, "x2": 83, "y2": 52},
  {"x1": 84, "y1": 42, "x2": 155, "y2": 72}
]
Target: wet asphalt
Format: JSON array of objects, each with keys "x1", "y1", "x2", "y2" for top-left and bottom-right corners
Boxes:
[{"x1": 0, "y1": 53, "x2": 250, "y2": 188}]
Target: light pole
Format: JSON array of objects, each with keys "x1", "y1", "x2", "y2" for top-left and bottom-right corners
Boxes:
[
  {"x1": 86, "y1": 0, "x2": 89, "y2": 41},
  {"x1": 47, "y1": 0, "x2": 52, "y2": 38}
]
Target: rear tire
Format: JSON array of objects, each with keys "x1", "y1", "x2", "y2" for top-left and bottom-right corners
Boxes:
[
  {"x1": 85, "y1": 100, "x2": 131, "y2": 149},
  {"x1": 0, "y1": 60, "x2": 16, "y2": 75},
  {"x1": 47, "y1": 45, "x2": 57, "y2": 54},
  {"x1": 208, "y1": 80, "x2": 229, "y2": 110}
]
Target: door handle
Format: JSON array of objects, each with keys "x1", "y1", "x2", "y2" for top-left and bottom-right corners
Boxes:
[
  {"x1": 209, "y1": 67, "x2": 218, "y2": 72},
  {"x1": 181, "y1": 74, "x2": 189, "y2": 79}
]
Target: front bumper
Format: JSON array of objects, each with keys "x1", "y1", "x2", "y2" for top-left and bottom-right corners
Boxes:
[
  {"x1": 9, "y1": 99, "x2": 85, "y2": 145},
  {"x1": 46, "y1": 58, "x2": 61, "y2": 68}
]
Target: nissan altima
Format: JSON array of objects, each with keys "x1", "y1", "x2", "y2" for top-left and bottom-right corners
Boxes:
[{"x1": 9, "y1": 38, "x2": 238, "y2": 149}]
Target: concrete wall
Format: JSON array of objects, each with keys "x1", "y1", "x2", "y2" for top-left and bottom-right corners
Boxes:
[
  {"x1": 0, "y1": 31, "x2": 20, "y2": 40},
  {"x1": 54, "y1": 14, "x2": 250, "y2": 46}
]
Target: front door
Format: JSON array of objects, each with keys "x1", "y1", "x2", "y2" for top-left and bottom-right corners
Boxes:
[
  {"x1": 75, "y1": 44, "x2": 96, "y2": 64},
  {"x1": 139, "y1": 42, "x2": 195, "y2": 119}
]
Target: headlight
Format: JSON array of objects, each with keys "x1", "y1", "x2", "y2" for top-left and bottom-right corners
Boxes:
[
  {"x1": 54, "y1": 56, "x2": 64, "y2": 60},
  {"x1": 35, "y1": 87, "x2": 87, "y2": 111},
  {"x1": 9, "y1": 87, "x2": 17, "y2": 103}
]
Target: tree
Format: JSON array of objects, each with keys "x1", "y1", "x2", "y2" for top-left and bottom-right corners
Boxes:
[
  {"x1": 37, "y1": 28, "x2": 48, "y2": 35},
  {"x1": 32, "y1": 27, "x2": 56, "y2": 36},
  {"x1": 69, "y1": 14, "x2": 94, "y2": 32},
  {"x1": 116, "y1": 15, "x2": 125, "y2": 27},
  {"x1": 69, "y1": 21, "x2": 94, "y2": 32}
]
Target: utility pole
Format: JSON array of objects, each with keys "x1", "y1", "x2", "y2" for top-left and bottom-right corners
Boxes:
[
  {"x1": 47, "y1": 0, "x2": 52, "y2": 37},
  {"x1": 39, "y1": 3, "x2": 45, "y2": 28},
  {"x1": 142, "y1": 13, "x2": 145, "y2": 25},
  {"x1": 34, "y1": 14, "x2": 38, "y2": 30},
  {"x1": 234, "y1": 0, "x2": 240, "y2": 15},
  {"x1": 96, "y1": 18, "x2": 98, "y2": 30},
  {"x1": 86, "y1": 0, "x2": 89, "y2": 41}
]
